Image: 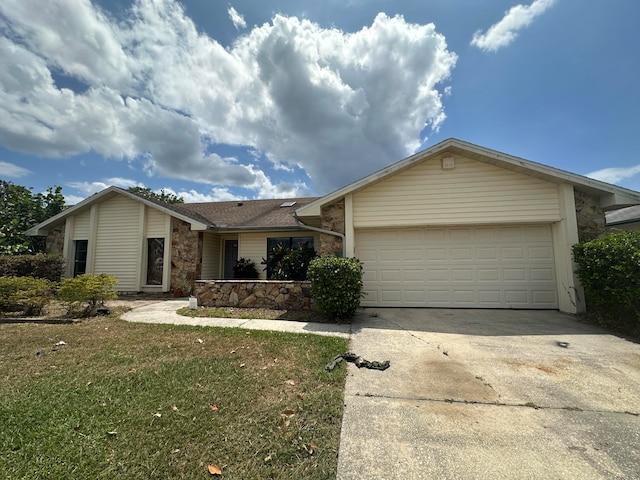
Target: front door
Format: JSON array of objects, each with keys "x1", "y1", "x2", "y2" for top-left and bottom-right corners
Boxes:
[{"x1": 223, "y1": 239, "x2": 238, "y2": 279}]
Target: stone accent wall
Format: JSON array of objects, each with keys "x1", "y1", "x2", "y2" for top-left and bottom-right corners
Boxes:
[
  {"x1": 320, "y1": 199, "x2": 345, "y2": 256},
  {"x1": 45, "y1": 225, "x2": 65, "y2": 255},
  {"x1": 171, "y1": 218, "x2": 203, "y2": 293},
  {"x1": 195, "y1": 280, "x2": 312, "y2": 310},
  {"x1": 574, "y1": 191, "x2": 606, "y2": 241}
]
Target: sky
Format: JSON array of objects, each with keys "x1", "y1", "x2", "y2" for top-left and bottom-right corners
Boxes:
[{"x1": 0, "y1": 0, "x2": 639, "y2": 205}]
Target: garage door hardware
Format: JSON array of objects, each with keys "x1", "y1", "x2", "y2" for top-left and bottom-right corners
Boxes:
[{"x1": 325, "y1": 352, "x2": 390, "y2": 372}]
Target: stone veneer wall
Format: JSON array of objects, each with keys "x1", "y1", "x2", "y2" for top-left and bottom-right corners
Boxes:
[
  {"x1": 194, "y1": 280, "x2": 312, "y2": 310},
  {"x1": 171, "y1": 218, "x2": 203, "y2": 293},
  {"x1": 45, "y1": 225, "x2": 65, "y2": 255},
  {"x1": 320, "y1": 199, "x2": 345, "y2": 256},
  {"x1": 574, "y1": 191, "x2": 606, "y2": 242}
]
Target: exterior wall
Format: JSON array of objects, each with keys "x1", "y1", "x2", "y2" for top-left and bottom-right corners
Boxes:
[
  {"x1": 574, "y1": 191, "x2": 606, "y2": 241},
  {"x1": 195, "y1": 280, "x2": 312, "y2": 310},
  {"x1": 320, "y1": 199, "x2": 345, "y2": 255},
  {"x1": 608, "y1": 222, "x2": 640, "y2": 232},
  {"x1": 170, "y1": 218, "x2": 202, "y2": 293},
  {"x1": 352, "y1": 156, "x2": 562, "y2": 227},
  {"x1": 93, "y1": 196, "x2": 141, "y2": 291},
  {"x1": 72, "y1": 210, "x2": 90, "y2": 239},
  {"x1": 146, "y1": 207, "x2": 167, "y2": 237},
  {"x1": 237, "y1": 230, "x2": 321, "y2": 280},
  {"x1": 45, "y1": 225, "x2": 65, "y2": 255},
  {"x1": 201, "y1": 233, "x2": 221, "y2": 280}
]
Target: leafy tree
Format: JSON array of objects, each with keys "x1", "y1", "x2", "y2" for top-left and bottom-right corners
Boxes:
[
  {"x1": 308, "y1": 256, "x2": 364, "y2": 321},
  {"x1": 128, "y1": 186, "x2": 184, "y2": 204},
  {"x1": 0, "y1": 181, "x2": 65, "y2": 254}
]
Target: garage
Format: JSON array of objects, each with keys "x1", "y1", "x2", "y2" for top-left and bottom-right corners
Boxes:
[{"x1": 356, "y1": 224, "x2": 558, "y2": 308}]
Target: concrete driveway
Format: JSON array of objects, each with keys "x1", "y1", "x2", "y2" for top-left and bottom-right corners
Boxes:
[{"x1": 337, "y1": 309, "x2": 640, "y2": 480}]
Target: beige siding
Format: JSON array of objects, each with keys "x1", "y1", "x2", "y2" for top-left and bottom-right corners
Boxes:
[
  {"x1": 72, "y1": 210, "x2": 91, "y2": 239},
  {"x1": 146, "y1": 207, "x2": 167, "y2": 237},
  {"x1": 353, "y1": 156, "x2": 561, "y2": 228},
  {"x1": 93, "y1": 196, "x2": 142, "y2": 291},
  {"x1": 201, "y1": 233, "x2": 221, "y2": 279},
  {"x1": 238, "y1": 231, "x2": 320, "y2": 280}
]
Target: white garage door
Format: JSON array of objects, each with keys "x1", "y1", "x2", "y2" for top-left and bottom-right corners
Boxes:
[{"x1": 356, "y1": 225, "x2": 558, "y2": 309}]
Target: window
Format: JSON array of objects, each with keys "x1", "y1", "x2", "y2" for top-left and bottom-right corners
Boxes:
[
  {"x1": 265, "y1": 236, "x2": 314, "y2": 279},
  {"x1": 73, "y1": 240, "x2": 88, "y2": 277},
  {"x1": 146, "y1": 238, "x2": 164, "y2": 285}
]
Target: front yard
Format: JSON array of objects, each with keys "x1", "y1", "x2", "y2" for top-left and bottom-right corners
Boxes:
[{"x1": 0, "y1": 309, "x2": 348, "y2": 479}]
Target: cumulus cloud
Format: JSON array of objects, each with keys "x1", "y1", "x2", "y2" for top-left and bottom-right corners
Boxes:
[
  {"x1": 471, "y1": 0, "x2": 555, "y2": 52},
  {"x1": 0, "y1": 161, "x2": 31, "y2": 178},
  {"x1": 228, "y1": 5, "x2": 247, "y2": 30},
  {"x1": 586, "y1": 165, "x2": 640, "y2": 185},
  {"x1": 0, "y1": 0, "x2": 456, "y2": 196}
]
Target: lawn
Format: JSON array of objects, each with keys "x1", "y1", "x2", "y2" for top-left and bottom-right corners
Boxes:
[{"x1": 0, "y1": 309, "x2": 348, "y2": 479}]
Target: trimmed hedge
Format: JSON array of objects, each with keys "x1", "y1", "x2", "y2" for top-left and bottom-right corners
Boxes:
[
  {"x1": 0, "y1": 276, "x2": 54, "y2": 316},
  {"x1": 0, "y1": 254, "x2": 65, "y2": 282},
  {"x1": 572, "y1": 231, "x2": 640, "y2": 335},
  {"x1": 308, "y1": 256, "x2": 364, "y2": 321},
  {"x1": 58, "y1": 273, "x2": 119, "y2": 317}
]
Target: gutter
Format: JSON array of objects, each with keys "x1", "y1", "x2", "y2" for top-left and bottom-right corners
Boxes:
[{"x1": 293, "y1": 213, "x2": 346, "y2": 256}]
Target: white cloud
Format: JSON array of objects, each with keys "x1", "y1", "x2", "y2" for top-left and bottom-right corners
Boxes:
[
  {"x1": 471, "y1": 0, "x2": 555, "y2": 52},
  {"x1": 586, "y1": 165, "x2": 640, "y2": 184},
  {"x1": 0, "y1": 161, "x2": 31, "y2": 178},
  {"x1": 228, "y1": 5, "x2": 247, "y2": 30},
  {"x1": 0, "y1": 1, "x2": 457, "y2": 196}
]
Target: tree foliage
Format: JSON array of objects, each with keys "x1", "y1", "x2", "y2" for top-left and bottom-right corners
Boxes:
[
  {"x1": 128, "y1": 186, "x2": 184, "y2": 204},
  {"x1": 262, "y1": 242, "x2": 317, "y2": 280},
  {"x1": 0, "y1": 180, "x2": 66, "y2": 254}
]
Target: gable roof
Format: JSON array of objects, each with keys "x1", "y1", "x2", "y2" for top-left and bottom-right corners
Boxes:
[
  {"x1": 25, "y1": 186, "x2": 319, "y2": 236},
  {"x1": 295, "y1": 138, "x2": 640, "y2": 218}
]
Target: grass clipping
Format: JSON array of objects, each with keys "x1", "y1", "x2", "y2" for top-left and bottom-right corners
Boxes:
[{"x1": 0, "y1": 317, "x2": 348, "y2": 479}]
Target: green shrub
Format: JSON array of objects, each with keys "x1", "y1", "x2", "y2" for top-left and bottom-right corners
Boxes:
[
  {"x1": 262, "y1": 242, "x2": 317, "y2": 280},
  {"x1": 233, "y1": 258, "x2": 260, "y2": 279},
  {"x1": 308, "y1": 256, "x2": 364, "y2": 321},
  {"x1": 572, "y1": 231, "x2": 640, "y2": 334},
  {"x1": 58, "y1": 273, "x2": 119, "y2": 317},
  {"x1": 0, "y1": 253, "x2": 65, "y2": 282},
  {"x1": 0, "y1": 276, "x2": 54, "y2": 316}
]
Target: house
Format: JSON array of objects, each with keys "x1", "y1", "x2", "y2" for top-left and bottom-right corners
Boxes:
[
  {"x1": 606, "y1": 205, "x2": 640, "y2": 231},
  {"x1": 26, "y1": 138, "x2": 640, "y2": 314}
]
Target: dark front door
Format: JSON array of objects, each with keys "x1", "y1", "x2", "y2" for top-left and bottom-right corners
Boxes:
[{"x1": 223, "y1": 239, "x2": 238, "y2": 279}]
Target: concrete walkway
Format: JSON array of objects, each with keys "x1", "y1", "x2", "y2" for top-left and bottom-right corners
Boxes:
[{"x1": 120, "y1": 299, "x2": 351, "y2": 338}]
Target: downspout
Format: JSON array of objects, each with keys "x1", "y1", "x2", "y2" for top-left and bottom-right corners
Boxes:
[{"x1": 293, "y1": 213, "x2": 346, "y2": 257}]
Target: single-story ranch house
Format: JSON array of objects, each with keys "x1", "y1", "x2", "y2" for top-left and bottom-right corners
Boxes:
[{"x1": 26, "y1": 138, "x2": 640, "y2": 314}]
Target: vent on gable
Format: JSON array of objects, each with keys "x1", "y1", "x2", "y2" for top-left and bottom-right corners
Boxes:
[{"x1": 280, "y1": 201, "x2": 297, "y2": 208}]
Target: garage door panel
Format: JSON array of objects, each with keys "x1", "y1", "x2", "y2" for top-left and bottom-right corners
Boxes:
[{"x1": 357, "y1": 224, "x2": 558, "y2": 309}]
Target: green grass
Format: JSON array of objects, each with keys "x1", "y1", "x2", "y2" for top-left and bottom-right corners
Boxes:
[
  {"x1": 177, "y1": 306, "x2": 332, "y2": 323},
  {"x1": 0, "y1": 313, "x2": 348, "y2": 479}
]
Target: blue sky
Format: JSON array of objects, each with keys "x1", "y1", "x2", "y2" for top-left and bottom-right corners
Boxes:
[{"x1": 1, "y1": 0, "x2": 638, "y2": 204}]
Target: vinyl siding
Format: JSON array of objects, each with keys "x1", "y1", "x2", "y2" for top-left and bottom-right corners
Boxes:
[
  {"x1": 238, "y1": 231, "x2": 320, "y2": 280},
  {"x1": 353, "y1": 156, "x2": 561, "y2": 228},
  {"x1": 146, "y1": 207, "x2": 167, "y2": 237},
  {"x1": 93, "y1": 196, "x2": 142, "y2": 291},
  {"x1": 72, "y1": 210, "x2": 91, "y2": 239},
  {"x1": 201, "y1": 233, "x2": 221, "y2": 279}
]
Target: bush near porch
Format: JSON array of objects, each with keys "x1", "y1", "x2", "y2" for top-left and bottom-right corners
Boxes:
[{"x1": 573, "y1": 231, "x2": 640, "y2": 336}]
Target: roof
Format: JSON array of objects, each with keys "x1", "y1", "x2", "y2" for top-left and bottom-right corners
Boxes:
[
  {"x1": 295, "y1": 138, "x2": 640, "y2": 217},
  {"x1": 25, "y1": 186, "x2": 319, "y2": 236},
  {"x1": 606, "y1": 205, "x2": 640, "y2": 226}
]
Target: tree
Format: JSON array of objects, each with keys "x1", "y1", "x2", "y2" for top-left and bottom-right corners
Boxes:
[
  {"x1": 0, "y1": 181, "x2": 65, "y2": 254},
  {"x1": 127, "y1": 186, "x2": 184, "y2": 204}
]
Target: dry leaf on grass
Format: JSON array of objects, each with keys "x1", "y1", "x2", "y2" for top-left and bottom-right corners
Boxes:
[
  {"x1": 207, "y1": 464, "x2": 222, "y2": 475},
  {"x1": 285, "y1": 379, "x2": 296, "y2": 386},
  {"x1": 210, "y1": 404, "x2": 219, "y2": 411},
  {"x1": 281, "y1": 409, "x2": 295, "y2": 417}
]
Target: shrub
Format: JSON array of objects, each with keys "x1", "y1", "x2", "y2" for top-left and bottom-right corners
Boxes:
[
  {"x1": 58, "y1": 273, "x2": 119, "y2": 317},
  {"x1": 572, "y1": 231, "x2": 640, "y2": 334},
  {"x1": 0, "y1": 276, "x2": 54, "y2": 316},
  {"x1": 308, "y1": 256, "x2": 364, "y2": 321},
  {"x1": 0, "y1": 253, "x2": 64, "y2": 282},
  {"x1": 262, "y1": 242, "x2": 317, "y2": 280},
  {"x1": 233, "y1": 258, "x2": 260, "y2": 279}
]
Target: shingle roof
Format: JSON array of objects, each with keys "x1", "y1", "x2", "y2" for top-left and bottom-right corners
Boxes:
[{"x1": 178, "y1": 197, "x2": 320, "y2": 229}]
